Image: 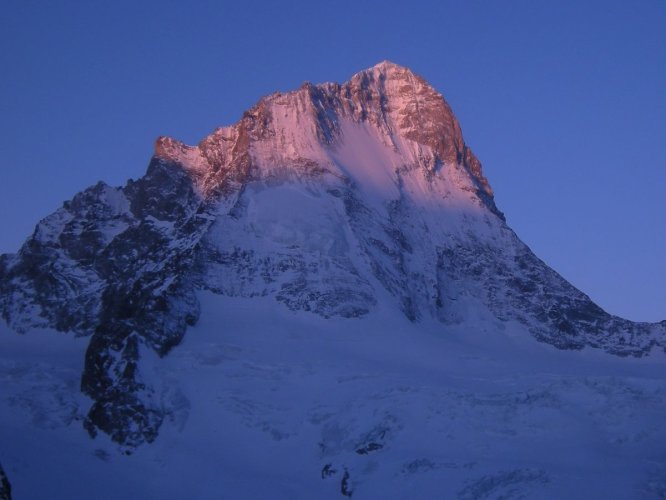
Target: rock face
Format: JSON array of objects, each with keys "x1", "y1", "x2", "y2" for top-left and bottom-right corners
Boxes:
[
  {"x1": 0, "y1": 462, "x2": 11, "y2": 500},
  {"x1": 0, "y1": 61, "x2": 663, "y2": 448}
]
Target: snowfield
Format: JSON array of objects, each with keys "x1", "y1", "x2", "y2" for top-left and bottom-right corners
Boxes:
[{"x1": 2, "y1": 292, "x2": 666, "y2": 499}]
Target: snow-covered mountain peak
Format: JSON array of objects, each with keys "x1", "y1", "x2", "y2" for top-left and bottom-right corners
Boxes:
[
  {"x1": 367, "y1": 59, "x2": 408, "y2": 72},
  {"x1": 148, "y1": 62, "x2": 499, "y2": 220},
  {"x1": 2, "y1": 62, "x2": 664, "y2": 458},
  {"x1": 351, "y1": 60, "x2": 429, "y2": 92},
  {"x1": 349, "y1": 59, "x2": 439, "y2": 102}
]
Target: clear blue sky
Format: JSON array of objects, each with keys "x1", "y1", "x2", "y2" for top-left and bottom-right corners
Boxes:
[{"x1": 1, "y1": 0, "x2": 664, "y2": 322}]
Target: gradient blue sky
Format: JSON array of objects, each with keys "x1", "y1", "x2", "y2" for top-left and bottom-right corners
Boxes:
[{"x1": 1, "y1": 0, "x2": 664, "y2": 321}]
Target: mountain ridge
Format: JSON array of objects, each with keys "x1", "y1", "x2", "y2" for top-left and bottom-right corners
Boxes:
[
  {"x1": 153, "y1": 61, "x2": 500, "y2": 217},
  {"x1": 0, "y1": 61, "x2": 664, "y2": 450}
]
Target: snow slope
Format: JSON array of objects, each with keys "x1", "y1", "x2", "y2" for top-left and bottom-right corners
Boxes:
[{"x1": 2, "y1": 293, "x2": 666, "y2": 498}]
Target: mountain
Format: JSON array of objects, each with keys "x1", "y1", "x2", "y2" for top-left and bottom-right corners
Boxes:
[{"x1": 1, "y1": 61, "x2": 665, "y2": 498}]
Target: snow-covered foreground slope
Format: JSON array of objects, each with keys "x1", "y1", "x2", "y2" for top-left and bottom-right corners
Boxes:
[{"x1": 2, "y1": 292, "x2": 666, "y2": 499}]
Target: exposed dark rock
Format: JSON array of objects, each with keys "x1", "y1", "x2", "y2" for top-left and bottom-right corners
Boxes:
[
  {"x1": 354, "y1": 423, "x2": 392, "y2": 455},
  {"x1": 340, "y1": 469, "x2": 353, "y2": 497},
  {"x1": 321, "y1": 463, "x2": 337, "y2": 479},
  {"x1": 355, "y1": 442, "x2": 383, "y2": 455},
  {"x1": 0, "y1": 462, "x2": 11, "y2": 500}
]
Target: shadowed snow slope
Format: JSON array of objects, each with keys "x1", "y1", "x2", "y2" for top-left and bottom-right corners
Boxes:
[
  {"x1": 0, "y1": 61, "x2": 664, "y2": 498},
  {"x1": 2, "y1": 294, "x2": 666, "y2": 499}
]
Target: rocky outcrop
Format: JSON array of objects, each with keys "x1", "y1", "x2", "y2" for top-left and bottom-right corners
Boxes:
[
  {"x1": 436, "y1": 232, "x2": 664, "y2": 355},
  {"x1": 0, "y1": 157, "x2": 216, "y2": 448},
  {"x1": 0, "y1": 462, "x2": 11, "y2": 500}
]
